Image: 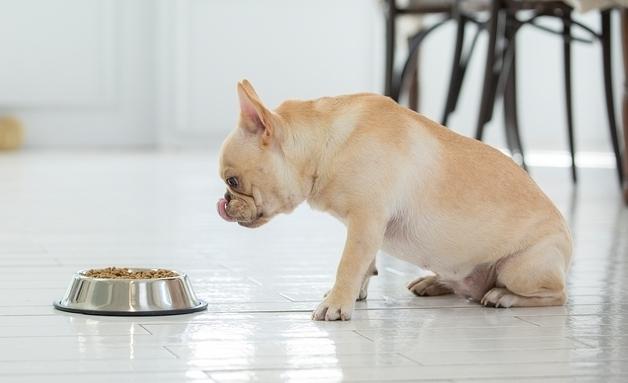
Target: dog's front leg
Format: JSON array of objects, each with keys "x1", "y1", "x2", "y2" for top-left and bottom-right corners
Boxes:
[{"x1": 313, "y1": 215, "x2": 385, "y2": 321}]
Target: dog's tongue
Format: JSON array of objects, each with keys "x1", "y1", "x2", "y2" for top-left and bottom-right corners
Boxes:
[{"x1": 216, "y1": 198, "x2": 236, "y2": 222}]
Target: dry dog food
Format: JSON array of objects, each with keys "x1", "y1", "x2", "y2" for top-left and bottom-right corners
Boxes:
[{"x1": 83, "y1": 267, "x2": 178, "y2": 279}]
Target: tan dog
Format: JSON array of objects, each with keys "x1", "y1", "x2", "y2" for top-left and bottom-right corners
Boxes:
[{"x1": 217, "y1": 80, "x2": 572, "y2": 321}]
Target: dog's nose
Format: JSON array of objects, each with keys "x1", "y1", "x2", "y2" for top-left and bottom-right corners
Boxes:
[{"x1": 224, "y1": 192, "x2": 232, "y2": 202}]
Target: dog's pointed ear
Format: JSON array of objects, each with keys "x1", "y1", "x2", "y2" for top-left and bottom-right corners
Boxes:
[{"x1": 237, "y1": 80, "x2": 275, "y2": 144}]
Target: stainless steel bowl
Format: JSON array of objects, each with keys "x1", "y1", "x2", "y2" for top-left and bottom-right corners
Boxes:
[{"x1": 53, "y1": 268, "x2": 207, "y2": 316}]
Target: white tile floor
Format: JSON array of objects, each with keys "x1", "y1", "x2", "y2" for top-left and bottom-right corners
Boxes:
[{"x1": 0, "y1": 151, "x2": 627, "y2": 382}]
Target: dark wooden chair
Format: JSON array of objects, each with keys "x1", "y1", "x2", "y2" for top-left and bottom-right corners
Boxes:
[
  {"x1": 473, "y1": 0, "x2": 624, "y2": 185},
  {"x1": 384, "y1": 0, "x2": 487, "y2": 118},
  {"x1": 384, "y1": 0, "x2": 625, "y2": 189},
  {"x1": 384, "y1": 0, "x2": 506, "y2": 129}
]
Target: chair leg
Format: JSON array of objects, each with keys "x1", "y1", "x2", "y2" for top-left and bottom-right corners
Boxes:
[
  {"x1": 622, "y1": 9, "x2": 628, "y2": 203},
  {"x1": 601, "y1": 9, "x2": 624, "y2": 186},
  {"x1": 475, "y1": 0, "x2": 501, "y2": 140},
  {"x1": 394, "y1": 19, "x2": 451, "y2": 103},
  {"x1": 384, "y1": 0, "x2": 397, "y2": 97},
  {"x1": 393, "y1": 32, "x2": 421, "y2": 102},
  {"x1": 503, "y1": 17, "x2": 527, "y2": 171},
  {"x1": 563, "y1": 10, "x2": 577, "y2": 183},
  {"x1": 503, "y1": 66, "x2": 519, "y2": 164},
  {"x1": 452, "y1": 24, "x2": 482, "y2": 112},
  {"x1": 408, "y1": 36, "x2": 420, "y2": 111},
  {"x1": 442, "y1": 15, "x2": 467, "y2": 125},
  {"x1": 408, "y1": 68, "x2": 419, "y2": 111}
]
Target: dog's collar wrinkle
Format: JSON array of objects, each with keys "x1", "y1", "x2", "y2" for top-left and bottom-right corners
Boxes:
[
  {"x1": 306, "y1": 131, "x2": 345, "y2": 201},
  {"x1": 306, "y1": 132, "x2": 332, "y2": 200}
]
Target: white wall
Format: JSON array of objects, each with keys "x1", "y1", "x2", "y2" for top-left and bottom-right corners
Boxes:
[
  {"x1": 0, "y1": 0, "x2": 623, "y2": 155},
  {"x1": 0, "y1": 0, "x2": 157, "y2": 147},
  {"x1": 155, "y1": 0, "x2": 383, "y2": 149}
]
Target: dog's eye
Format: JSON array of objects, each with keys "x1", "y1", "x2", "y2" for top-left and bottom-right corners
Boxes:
[{"x1": 226, "y1": 177, "x2": 239, "y2": 188}]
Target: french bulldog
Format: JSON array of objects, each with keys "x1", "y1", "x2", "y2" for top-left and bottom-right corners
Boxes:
[{"x1": 217, "y1": 80, "x2": 572, "y2": 321}]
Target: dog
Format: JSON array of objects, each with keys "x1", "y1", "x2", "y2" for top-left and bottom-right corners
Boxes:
[{"x1": 217, "y1": 80, "x2": 572, "y2": 321}]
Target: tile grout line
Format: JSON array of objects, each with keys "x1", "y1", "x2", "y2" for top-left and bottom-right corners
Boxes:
[
  {"x1": 201, "y1": 370, "x2": 217, "y2": 383},
  {"x1": 161, "y1": 345, "x2": 180, "y2": 359},
  {"x1": 0, "y1": 369, "x2": 208, "y2": 378},
  {"x1": 138, "y1": 323, "x2": 153, "y2": 335},
  {"x1": 567, "y1": 335, "x2": 600, "y2": 349},
  {"x1": 277, "y1": 292, "x2": 300, "y2": 302},
  {"x1": 352, "y1": 329, "x2": 375, "y2": 342},
  {"x1": 449, "y1": 373, "x2": 628, "y2": 382},
  {"x1": 246, "y1": 276, "x2": 263, "y2": 286},
  {"x1": 0, "y1": 356, "x2": 177, "y2": 365},
  {"x1": 0, "y1": 335, "x2": 155, "y2": 339},
  {"x1": 514, "y1": 315, "x2": 542, "y2": 327},
  {"x1": 394, "y1": 352, "x2": 425, "y2": 366}
]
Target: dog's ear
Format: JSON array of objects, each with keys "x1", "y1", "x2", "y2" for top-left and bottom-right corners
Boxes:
[{"x1": 237, "y1": 80, "x2": 275, "y2": 145}]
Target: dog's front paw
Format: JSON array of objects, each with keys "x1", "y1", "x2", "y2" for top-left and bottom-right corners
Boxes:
[
  {"x1": 324, "y1": 288, "x2": 368, "y2": 302},
  {"x1": 312, "y1": 294, "x2": 354, "y2": 321}
]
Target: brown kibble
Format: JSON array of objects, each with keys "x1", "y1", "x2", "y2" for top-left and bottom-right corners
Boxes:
[{"x1": 83, "y1": 267, "x2": 178, "y2": 279}]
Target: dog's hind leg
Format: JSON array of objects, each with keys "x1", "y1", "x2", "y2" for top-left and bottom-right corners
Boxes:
[
  {"x1": 481, "y1": 241, "x2": 570, "y2": 308},
  {"x1": 357, "y1": 259, "x2": 378, "y2": 301},
  {"x1": 407, "y1": 275, "x2": 453, "y2": 296}
]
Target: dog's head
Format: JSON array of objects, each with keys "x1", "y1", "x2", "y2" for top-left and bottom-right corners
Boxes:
[{"x1": 217, "y1": 80, "x2": 305, "y2": 228}]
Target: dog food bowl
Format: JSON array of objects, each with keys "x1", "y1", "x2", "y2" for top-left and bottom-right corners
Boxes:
[{"x1": 53, "y1": 268, "x2": 207, "y2": 316}]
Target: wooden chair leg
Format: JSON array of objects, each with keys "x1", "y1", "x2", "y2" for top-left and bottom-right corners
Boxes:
[
  {"x1": 503, "y1": 64, "x2": 520, "y2": 165},
  {"x1": 475, "y1": 0, "x2": 501, "y2": 140},
  {"x1": 384, "y1": 0, "x2": 397, "y2": 97},
  {"x1": 408, "y1": 36, "x2": 420, "y2": 111},
  {"x1": 503, "y1": 16, "x2": 527, "y2": 171},
  {"x1": 394, "y1": 20, "x2": 450, "y2": 103},
  {"x1": 442, "y1": 15, "x2": 467, "y2": 125},
  {"x1": 601, "y1": 9, "x2": 624, "y2": 186},
  {"x1": 451, "y1": 24, "x2": 483, "y2": 116},
  {"x1": 563, "y1": 10, "x2": 577, "y2": 183},
  {"x1": 622, "y1": 9, "x2": 628, "y2": 204}
]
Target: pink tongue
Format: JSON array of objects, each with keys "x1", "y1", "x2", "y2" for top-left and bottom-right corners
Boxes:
[{"x1": 216, "y1": 198, "x2": 236, "y2": 222}]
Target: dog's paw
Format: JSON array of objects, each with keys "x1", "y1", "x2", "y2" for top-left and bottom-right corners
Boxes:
[
  {"x1": 312, "y1": 295, "x2": 354, "y2": 321},
  {"x1": 356, "y1": 286, "x2": 368, "y2": 301},
  {"x1": 407, "y1": 275, "x2": 453, "y2": 296},
  {"x1": 324, "y1": 288, "x2": 368, "y2": 302},
  {"x1": 481, "y1": 287, "x2": 517, "y2": 308}
]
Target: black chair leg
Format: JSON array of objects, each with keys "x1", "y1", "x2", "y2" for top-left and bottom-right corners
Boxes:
[
  {"x1": 475, "y1": 0, "x2": 501, "y2": 140},
  {"x1": 448, "y1": 23, "x2": 483, "y2": 120},
  {"x1": 393, "y1": 19, "x2": 451, "y2": 103},
  {"x1": 409, "y1": 70, "x2": 419, "y2": 111},
  {"x1": 503, "y1": 17, "x2": 527, "y2": 171},
  {"x1": 601, "y1": 9, "x2": 624, "y2": 186},
  {"x1": 392, "y1": 32, "x2": 422, "y2": 102},
  {"x1": 408, "y1": 35, "x2": 420, "y2": 111},
  {"x1": 503, "y1": 67, "x2": 519, "y2": 164},
  {"x1": 384, "y1": 0, "x2": 397, "y2": 97},
  {"x1": 442, "y1": 15, "x2": 467, "y2": 125},
  {"x1": 563, "y1": 10, "x2": 577, "y2": 183}
]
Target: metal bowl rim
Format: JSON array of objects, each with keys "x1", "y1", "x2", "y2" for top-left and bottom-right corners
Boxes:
[
  {"x1": 75, "y1": 267, "x2": 186, "y2": 281},
  {"x1": 53, "y1": 300, "x2": 208, "y2": 316}
]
